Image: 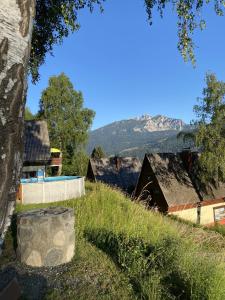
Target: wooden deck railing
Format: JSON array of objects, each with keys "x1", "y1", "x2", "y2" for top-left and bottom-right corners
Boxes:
[{"x1": 49, "y1": 157, "x2": 62, "y2": 166}]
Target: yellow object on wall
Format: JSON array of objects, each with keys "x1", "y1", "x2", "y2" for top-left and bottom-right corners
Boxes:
[{"x1": 50, "y1": 148, "x2": 61, "y2": 153}]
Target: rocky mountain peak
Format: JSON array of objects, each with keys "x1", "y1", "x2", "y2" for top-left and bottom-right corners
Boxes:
[
  {"x1": 87, "y1": 114, "x2": 191, "y2": 158},
  {"x1": 135, "y1": 114, "x2": 152, "y2": 121},
  {"x1": 133, "y1": 114, "x2": 185, "y2": 132}
]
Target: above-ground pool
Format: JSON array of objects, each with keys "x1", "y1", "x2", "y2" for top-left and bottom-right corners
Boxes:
[
  {"x1": 21, "y1": 176, "x2": 80, "y2": 184},
  {"x1": 18, "y1": 176, "x2": 85, "y2": 204}
]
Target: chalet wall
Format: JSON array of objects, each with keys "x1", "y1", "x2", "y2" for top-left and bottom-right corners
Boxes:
[
  {"x1": 86, "y1": 161, "x2": 96, "y2": 182},
  {"x1": 134, "y1": 156, "x2": 150, "y2": 199},
  {"x1": 169, "y1": 202, "x2": 225, "y2": 225},
  {"x1": 134, "y1": 156, "x2": 168, "y2": 212}
]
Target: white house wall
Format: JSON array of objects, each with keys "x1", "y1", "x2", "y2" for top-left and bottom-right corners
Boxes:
[{"x1": 170, "y1": 202, "x2": 225, "y2": 225}]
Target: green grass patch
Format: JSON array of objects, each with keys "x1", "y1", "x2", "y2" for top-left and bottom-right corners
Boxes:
[
  {"x1": 209, "y1": 223, "x2": 225, "y2": 237},
  {"x1": 1, "y1": 182, "x2": 225, "y2": 299}
]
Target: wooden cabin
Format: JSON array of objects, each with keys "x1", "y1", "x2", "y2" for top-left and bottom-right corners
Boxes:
[
  {"x1": 134, "y1": 152, "x2": 225, "y2": 226},
  {"x1": 23, "y1": 120, "x2": 62, "y2": 178},
  {"x1": 87, "y1": 156, "x2": 142, "y2": 195}
]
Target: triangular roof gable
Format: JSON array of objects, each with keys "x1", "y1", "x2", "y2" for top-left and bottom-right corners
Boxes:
[
  {"x1": 88, "y1": 157, "x2": 142, "y2": 192},
  {"x1": 86, "y1": 160, "x2": 97, "y2": 182},
  {"x1": 24, "y1": 120, "x2": 50, "y2": 162},
  {"x1": 146, "y1": 153, "x2": 200, "y2": 207}
]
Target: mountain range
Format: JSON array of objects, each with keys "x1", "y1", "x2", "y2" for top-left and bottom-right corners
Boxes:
[{"x1": 87, "y1": 114, "x2": 193, "y2": 159}]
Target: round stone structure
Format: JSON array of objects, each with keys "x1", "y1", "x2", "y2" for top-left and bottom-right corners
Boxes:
[{"x1": 17, "y1": 207, "x2": 75, "y2": 267}]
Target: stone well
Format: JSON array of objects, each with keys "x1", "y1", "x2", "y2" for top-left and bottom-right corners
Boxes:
[{"x1": 17, "y1": 207, "x2": 75, "y2": 267}]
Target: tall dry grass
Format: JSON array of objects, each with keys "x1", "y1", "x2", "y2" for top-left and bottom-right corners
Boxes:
[{"x1": 16, "y1": 182, "x2": 225, "y2": 299}]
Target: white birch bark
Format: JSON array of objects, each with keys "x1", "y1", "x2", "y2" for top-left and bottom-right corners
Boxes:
[{"x1": 0, "y1": 0, "x2": 35, "y2": 251}]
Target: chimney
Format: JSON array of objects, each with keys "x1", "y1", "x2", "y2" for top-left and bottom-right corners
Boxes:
[
  {"x1": 114, "y1": 156, "x2": 121, "y2": 171},
  {"x1": 180, "y1": 148, "x2": 193, "y2": 173}
]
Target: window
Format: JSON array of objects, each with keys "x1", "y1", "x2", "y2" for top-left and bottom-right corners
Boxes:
[{"x1": 214, "y1": 206, "x2": 225, "y2": 222}]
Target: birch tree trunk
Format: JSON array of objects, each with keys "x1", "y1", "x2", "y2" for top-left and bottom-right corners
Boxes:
[{"x1": 0, "y1": 0, "x2": 35, "y2": 249}]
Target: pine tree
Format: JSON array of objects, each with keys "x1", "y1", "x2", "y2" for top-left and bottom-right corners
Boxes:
[{"x1": 91, "y1": 146, "x2": 106, "y2": 159}]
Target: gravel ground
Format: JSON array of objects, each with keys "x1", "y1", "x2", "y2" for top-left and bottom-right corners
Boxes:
[{"x1": 0, "y1": 259, "x2": 77, "y2": 300}]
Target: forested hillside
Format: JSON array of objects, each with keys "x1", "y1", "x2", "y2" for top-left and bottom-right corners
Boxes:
[{"x1": 87, "y1": 115, "x2": 193, "y2": 158}]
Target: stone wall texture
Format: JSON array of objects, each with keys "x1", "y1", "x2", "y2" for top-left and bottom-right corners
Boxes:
[{"x1": 17, "y1": 207, "x2": 75, "y2": 267}]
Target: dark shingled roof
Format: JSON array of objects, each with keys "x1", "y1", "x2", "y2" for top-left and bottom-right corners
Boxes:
[
  {"x1": 200, "y1": 182, "x2": 225, "y2": 201},
  {"x1": 146, "y1": 153, "x2": 200, "y2": 207},
  {"x1": 87, "y1": 157, "x2": 142, "y2": 194},
  {"x1": 135, "y1": 151, "x2": 225, "y2": 210},
  {"x1": 180, "y1": 151, "x2": 225, "y2": 201},
  {"x1": 24, "y1": 120, "x2": 50, "y2": 162}
]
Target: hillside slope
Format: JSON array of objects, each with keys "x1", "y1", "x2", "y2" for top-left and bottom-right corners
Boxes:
[
  {"x1": 1, "y1": 182, "x2": 225, "y2": 299},
  {"x1": 87, "y1": 115, "x2": 193, "y2": 158}
]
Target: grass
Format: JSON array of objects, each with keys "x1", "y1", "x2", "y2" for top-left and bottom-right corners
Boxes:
[
  {"x1": 168, "y1": 213, "x2": 225, "y2": 241},
  {"x1": 1, "y1": 181, "x2": 225, "y2": 299},
  {"x1": 209, "y1": 223, "x2": 225, "y2": 237}
]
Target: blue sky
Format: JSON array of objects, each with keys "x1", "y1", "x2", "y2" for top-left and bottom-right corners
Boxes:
[{"x1": 27, "y1": 0, "x2": 225, "y2": 130}]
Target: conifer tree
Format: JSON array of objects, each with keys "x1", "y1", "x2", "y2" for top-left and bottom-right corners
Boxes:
[{"x1": 91, "y1": 146, "x2": 106, "y2": 159}]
